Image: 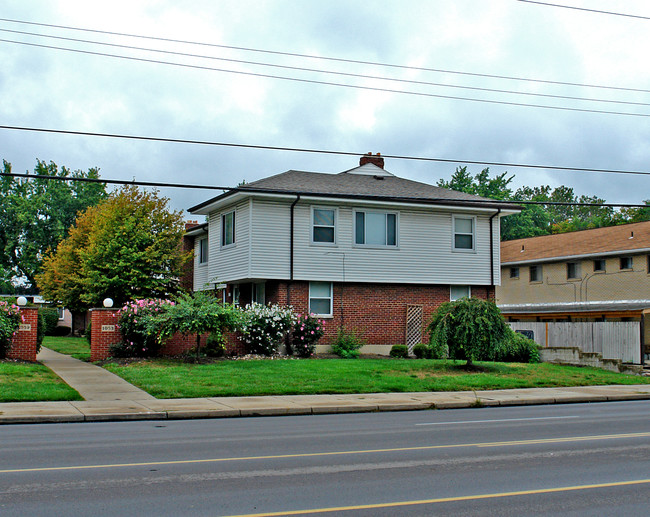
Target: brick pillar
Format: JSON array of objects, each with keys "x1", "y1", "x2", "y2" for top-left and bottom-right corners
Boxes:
[
  {"x1": 7, "y1": 307, "x2": 38, "y2": 362},
  {"x1": 90, "y1": 308, "x2": 121, "y2": 361}
]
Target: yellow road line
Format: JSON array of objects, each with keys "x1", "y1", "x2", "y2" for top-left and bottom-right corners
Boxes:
[
  {"x1": 2, "y1": 431, "x2": 649, "y2": 474},
  {"x1": 223, "y1": 479, "x2": 650, "y2": 516}
]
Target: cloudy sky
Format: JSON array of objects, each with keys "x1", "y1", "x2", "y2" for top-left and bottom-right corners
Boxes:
[{"x1": 2, "y1": 0, "x2": 650, "y2": 216}]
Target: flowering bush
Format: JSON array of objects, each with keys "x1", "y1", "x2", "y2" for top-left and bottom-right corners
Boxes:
[
  {"x1": 0, "y1": 300, "x2": 22, "y2": 358},
  {"x1": 239, "y1": 303, "x2": 296, "y2": 356},
  {"x1": 291, "y1": 313, "x2": 324, "y2": 358},
  {"x1": 114, "y1": 298, "x2": 174, "y2": 357}
]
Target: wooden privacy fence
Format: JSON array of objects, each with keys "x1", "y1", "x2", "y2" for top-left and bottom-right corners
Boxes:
[{"x1": 508, "y1": 322, "x2": 641, "y2": 364}]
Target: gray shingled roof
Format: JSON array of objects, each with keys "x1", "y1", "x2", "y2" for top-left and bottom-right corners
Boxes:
[{"x1": 189, "y1": 166, "x2": 521, "y2": 212}]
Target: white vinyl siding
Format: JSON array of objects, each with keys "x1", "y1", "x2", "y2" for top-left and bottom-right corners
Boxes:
[
  {"x1": 193, "y1": 233, "x2": 210, "y2": 290},
  {"x1": 207, "y1": 201, "x2": 250, "y2": 283}
]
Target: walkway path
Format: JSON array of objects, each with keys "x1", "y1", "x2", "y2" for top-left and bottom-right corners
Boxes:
[{"x1": 36, "y1": 347, "x2": 156, "y2": 402}]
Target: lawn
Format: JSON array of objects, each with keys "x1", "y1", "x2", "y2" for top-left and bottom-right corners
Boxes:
[
  {"x1": 0, "y1": 361, "x2": 82, "y2": 402},
  {"x1": 102, "y1": 358, "x2": 650, "y2": 399},
  {"x1": 42, "y1": 335, "x2": 91, "y2": 361}
]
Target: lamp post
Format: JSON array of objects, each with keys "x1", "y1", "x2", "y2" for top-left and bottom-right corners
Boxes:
[
  {"x1": 103, "y1": 298, "x2": 114, "y2": 308},
  {"x1": 16, "y1": 296, "x2": 28, "y2": 306}
]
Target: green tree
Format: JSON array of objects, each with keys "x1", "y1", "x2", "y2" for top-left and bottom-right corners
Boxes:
[
  {"x1": 428, "y1": 298, "x2": 509, "y2": 367},
  {"x1": 0, "y1": 159, "x2": 107, "y2": 289},
  {"x1": 36, "y1": 186, "x2": 190, "y2": 310},
  {"x1": 158, "y1": 291, "x2": 240, "y2": 359}
]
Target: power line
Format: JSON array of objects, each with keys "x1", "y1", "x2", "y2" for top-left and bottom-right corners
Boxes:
[
  {"x1": 517, "y1": 0, "x2": 650, "y2": 20},
  {"x1": 2, "y1": 37, "x2": 649, "y2": 118},
  {"x1": 2, "y1": 27, "x2": 648, "y2": 109},
  {"x1": 1, "y1": 171, "x2": 646, "y2": 209},
  {"x1": 3, "y1": 124, "x2": 650, "y2": 178},
  {"x1": 1, "y1": 16, "x2": 648, "y2": 94}
]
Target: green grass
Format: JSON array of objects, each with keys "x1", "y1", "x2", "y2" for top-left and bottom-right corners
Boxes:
[
  {"x1": 42, "y1": 336, "x2": 91, "y2": 361},
  {"x1": 0, "y1": 361, "x2": 82, "y2": 402},
  {"x1": 102, "y1": 358, "x2": 650, "y2": 399}
]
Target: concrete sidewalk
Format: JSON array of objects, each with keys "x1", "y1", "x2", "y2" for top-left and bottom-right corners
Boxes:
[{"x1": 1, "y1": 349, "x2": 649, "y2": 424}]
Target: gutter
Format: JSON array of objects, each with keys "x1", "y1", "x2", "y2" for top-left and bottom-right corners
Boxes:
[{"x1": 489, "y1": 209, "x2": 501, "y2": 289}]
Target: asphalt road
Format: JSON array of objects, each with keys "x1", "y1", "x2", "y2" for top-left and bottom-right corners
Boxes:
[{"x1": 1, "y1": 400, "x2": 649, "y2": 516}]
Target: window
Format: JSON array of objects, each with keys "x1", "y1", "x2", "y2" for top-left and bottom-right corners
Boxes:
[
  {"x1": 647, "y1": 255, "x2": 650, "y2": 274},
  {"x1": 232, "y1": 285, "x2": 240, "y2": 306},
  {"x1": 57, "y1": 307, "x2": 65, "y2": 320},
  {"x1": 222, "y1": 211, "x2": 235, "y2": 247},
  {"x1": 253, "y1": 282, "x2": 265, "y2": 304},
  {"x1": 529, "y1": 265, "x2": 542, "y2": 282},
  {"x1": 620, "y1": 256, "x2": 633, "y2": 270},
  {"x1": 453, "y1": 216, "x2": 475, "y2": 251},
  {"x1": 198, "y1": 237, "x2": 208, "y2": 264},
  {"x1": 450, "y1": 285, "x2": 470, "y2": 301},
  {"x1": 312, "y1": 208, "x2": 336, "y2": 244},
  {"x1": 309, "y1": 282, "x2": 333, "y2": 317},
  {"x1": 355, "y1": 211, "x2": 397, "y2": 246},
  {"x1": 593, "y1": 259, "x2": 605, "y2": 272},
  {"x1": 509, "y1": 267, "x2": 519, "y2": 279},
  {"x1": 567, "y1": 262, "x2": 580, "y2": 280}
]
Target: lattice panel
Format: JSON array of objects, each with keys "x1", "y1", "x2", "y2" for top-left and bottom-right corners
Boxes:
[{"x1": 405, "y1": 304, "x2": 424, "y2": 353}]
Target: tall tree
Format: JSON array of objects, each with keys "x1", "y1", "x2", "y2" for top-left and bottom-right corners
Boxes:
[
  {"x1": 0, "y1": 159, "x2": 107, "y2": 290},
  {"x1": 37, "y1": 186, "x2": 191, "y2": 310}
]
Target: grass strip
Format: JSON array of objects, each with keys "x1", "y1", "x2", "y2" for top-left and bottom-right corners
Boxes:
[
  {"x1": 42, "y1": 336, "x2": 91, "y2": 361},
  {"x1": 0, "y1": 361, "x2": 82, "y2": 402},
  {"x1": 102, "y1": 358, "x2": 650, "y2": 399}
]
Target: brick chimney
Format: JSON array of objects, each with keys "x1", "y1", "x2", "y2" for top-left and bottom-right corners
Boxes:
[
  {"x1": 185, "y1": 220, "x2": 200, "y2": 231},
  {"x1": 359, "y1": 152, "x2": 384, "y2": 169}
]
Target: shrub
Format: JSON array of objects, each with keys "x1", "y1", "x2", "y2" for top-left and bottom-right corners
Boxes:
[
  {"x1": 495, "y1": 329, "x2": 541, "y2": 363},
  {"x1": 412, "y1": 343, "x2": 429, "y2": 359},
  {"x1": 389, "y1": 344, "x2": 409, "y2": 358},
  {"x1": 39, "y1": 308, "x2": 60, "y2": 336},
  {"x1": 331, "y1": 327, "x2": 365, "y2": 359},
  {"x1": 0, "y1": 300, "x2": 22, "y2": 358},
  {"x1": 50, "y1": 325, "x2": 72, "y2": 337},
  {"x1": 116, "y1": 298, "x2": 174, "y2": 357},
  {"x1": 291, "y1": 313, "x2": 324, "y2": 358},
  {"x1": 204, "y1": 332, "x2": 226, "y2": 358},
  {"x1": 239, "y1": 303, "x2": 296, "y2": 356},
  {"x1": 36, "y1": 310, "x2": 46, "y2": 353},
  {"x1": 428, "y1": 298, "x2": 508, "y2": 366}
]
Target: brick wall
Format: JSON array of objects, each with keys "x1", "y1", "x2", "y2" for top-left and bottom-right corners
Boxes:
[
  {"x1": 267, "y1": 281, "x2": 494, "y2": 346},
  {"x1": 90, "y1": 309, "x2": 121, "y2": 361},
  {"x1": 7, "y1": 307, "x2": 38, "y2": 362}
]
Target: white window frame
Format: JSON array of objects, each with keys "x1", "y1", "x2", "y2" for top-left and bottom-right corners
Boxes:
[
  {"x1": 450, "y1": 285, "x2": 471, "y2": 301},
  {"x1": 198, "y1": 237, "x2": 208, "y2": 264},
  {"x1": 353, "y1": 210, "x2": 398, "y2": 248},
  {"x1": 311, "y1": 207, "x2": 337, "y2": 245},
  {"x1": 309, "y1": 281, "x2": 333, "y2": 317},
  {"x1": 57, "y1": 307, "x2": 65, "y2": 320},
  {"x1": 221, "y1": 210, "x2": 235, "y2": 248},
  {"x1": 452, "y1": 215, "x2": 476, "y2": 252},
  {"x1": 232, "y1": 284, "x2": 240, "y2": 306}
]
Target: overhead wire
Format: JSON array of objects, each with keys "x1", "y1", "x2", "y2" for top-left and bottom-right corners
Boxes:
[
  {"x1": 517, "y1": 0, "x2": 650, "y2": 20},
  {"x1": 1, "y1": 171, "x2": 647, "y2": 209},
  {"x1": 3, "y1": 124, "x2": 650, "y2": 178},
  {"x1": 1, "y1": 37, "x2": 649, "y2": 118},
  {"x1": 1, "y1": 16, "x2": 649, "y2": 94},
  {"x1": 1, "y1": 27, "x2": 648, "y2": 109}
]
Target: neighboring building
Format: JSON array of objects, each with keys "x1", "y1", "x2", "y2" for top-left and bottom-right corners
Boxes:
[
  {"x1": 496, "y1": 221, "x2": 650, "y2": 358},
  {"x1": 186, "y1": 154, "x2": 519, "y2": 350}
]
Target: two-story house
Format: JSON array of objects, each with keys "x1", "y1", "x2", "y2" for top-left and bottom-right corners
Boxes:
[{"x1": 187, "y1": 154, "x2": 519, "y2": 351}]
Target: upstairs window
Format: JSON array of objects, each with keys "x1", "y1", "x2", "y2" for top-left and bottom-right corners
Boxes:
[
  {"x1": 355, "y1": 211, "x2": 397, "y2": 247},
  {"x1": 529, "y1": 265, "x2": 542, "y2": 283},
  {"x1": 509, "y1": 267, "x2": 520, "y2": 279},
  {"x1": 593, "y1": 259, "x2": 606, "y2": 272},
  {"x1": 312, "y1": 208, "x2": 336, "y2": 244},
  {"x1": 620, "y1": 256, "x2": 633, "y2": 270},
  {"x1": 567, "y1": 262, "x2": 580, "y2": 280},
  {"x1": 198, "y1": 237, "x2": 208, "y2": 264},
  {"x1": 453, "y1": 216, "x2": 475, "y2": 251},
  {"x1": 222, "y1": 211, "x2": 235, "y2": 247}
]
